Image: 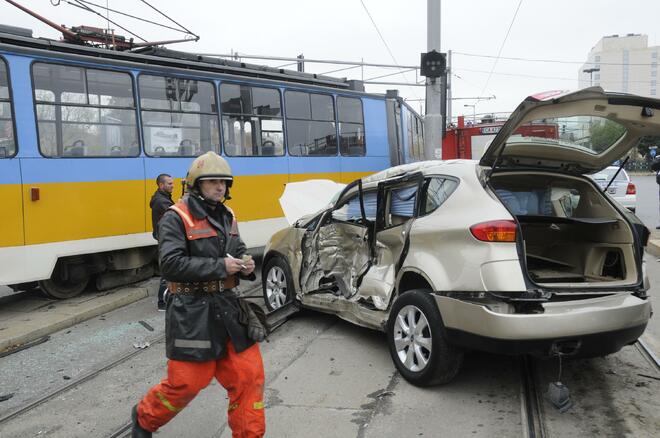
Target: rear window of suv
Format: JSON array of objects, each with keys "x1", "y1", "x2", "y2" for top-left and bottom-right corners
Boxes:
[{"x1": 420, "y1": 177, "x2": 459, "y2": 215}]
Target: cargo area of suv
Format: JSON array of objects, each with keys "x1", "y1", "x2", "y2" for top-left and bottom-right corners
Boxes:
[{"x1": 490, "y1": 172, "x2": 638, "y2": 287}]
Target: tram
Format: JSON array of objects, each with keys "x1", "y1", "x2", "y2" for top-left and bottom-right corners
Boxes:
[{"x1": 0, "y1": 26, "x2": 424, "y2": 298}]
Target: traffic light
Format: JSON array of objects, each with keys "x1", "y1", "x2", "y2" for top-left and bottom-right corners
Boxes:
[{"x1": 420, "y1": 50, "x2": 446, "y2": 78}]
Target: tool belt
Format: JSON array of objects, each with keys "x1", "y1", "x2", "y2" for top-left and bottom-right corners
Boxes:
[{"x1": 167, "y1": 275, "x2": 237, "y2": 294}]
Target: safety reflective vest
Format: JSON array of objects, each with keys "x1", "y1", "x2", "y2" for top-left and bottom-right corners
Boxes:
[{"x1": 169, "y1": 200, "x2": 238, "y2": 241}]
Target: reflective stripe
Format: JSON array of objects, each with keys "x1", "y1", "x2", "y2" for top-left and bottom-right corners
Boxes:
[
  {"x1": 253, "y1": 401, "x2": 264, "y2": 410},
  {"x1": 156, "y1": 391, "x2": 183, "y2": 413},
  {"x1": 189, "y1": 228, "x2": 215, "y2": 235},
  {"x1": 173, "y1": 339, "x2": 212, "y2": 349},
  {"x1": 170, "y1": 205, "x2": 194, "y2": 228}
]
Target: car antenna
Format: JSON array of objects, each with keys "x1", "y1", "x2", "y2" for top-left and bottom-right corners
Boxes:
[{"x1": 603, "y1": 156, "x2": 629, "y2": 193}]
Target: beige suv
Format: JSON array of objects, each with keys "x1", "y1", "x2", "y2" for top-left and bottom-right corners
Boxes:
[{"x1": 262, "y1": 88, "x2": 654, "y2": 386}]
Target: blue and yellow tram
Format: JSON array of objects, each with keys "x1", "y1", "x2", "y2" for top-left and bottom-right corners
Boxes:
[{"x1": 0, "y1": 27, "x2": 424, "y2": 298}]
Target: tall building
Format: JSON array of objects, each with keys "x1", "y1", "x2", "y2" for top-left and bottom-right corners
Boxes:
[{"x1": 579, "y1": 34, "x2": 658, "y2": 96}]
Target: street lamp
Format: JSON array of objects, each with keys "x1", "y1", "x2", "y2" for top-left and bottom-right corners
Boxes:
[
  {"x1": 464, "y1": 104, "x2": 476, "y2": 124},
  {"x1": 583, "y1": 67, "x2": 600, "y2": 87}
]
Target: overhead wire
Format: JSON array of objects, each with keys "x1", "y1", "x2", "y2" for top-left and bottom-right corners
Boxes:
[
  {"x1": 365, "y1": 67, "x2": 419, "y2": 82},
  {"x1": 454, "y1": 51, "x2": 660, "y2": 67},
  {"x1": 67, "y1": 0, "x2": 147, "y2": 41},
  {"x1": 480, "y1": 0, "x2": 523, "y2": 96},
  {"x1": 359, "y1": 0, "x2": 420, "y2": 99},
  {"x1": 139, "y1": 0, "x2": 199, "y2": 39},
  {"x1": 455, "y1": 67, "x2": 657, "y2": 84},
  {"x1": 75, "y1": 0, "x2": 194, "y2": 35}
]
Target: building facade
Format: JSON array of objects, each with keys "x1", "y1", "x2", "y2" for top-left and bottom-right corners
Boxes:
[{"x1": 579, "y1": 34, "x2": 658, "y2": 97}]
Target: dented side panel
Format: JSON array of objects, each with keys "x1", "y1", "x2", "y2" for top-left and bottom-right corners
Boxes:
[
  {"x1": 357, "y1": 219, "x2": 413, "y2": 309},
  {"x1": 300, "y1": 222, "x2": 370, "y2": 298}
]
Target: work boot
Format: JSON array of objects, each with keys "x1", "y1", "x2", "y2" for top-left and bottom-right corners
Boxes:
[{"x1": 131, "y1": 405, "x2": 152, "y2": 438}]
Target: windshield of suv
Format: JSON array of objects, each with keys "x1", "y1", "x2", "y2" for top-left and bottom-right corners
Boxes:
[{"x1": 506, "y1": 116, "x2": 626, "y2": 155}]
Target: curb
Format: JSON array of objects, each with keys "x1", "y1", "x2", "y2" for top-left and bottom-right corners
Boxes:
[
  {"x1": 646, "y1": 239, "x2": 660, "y2": 258},
  {"x1": 0, "y1": 287, "x2": 150, "y2": 353}
]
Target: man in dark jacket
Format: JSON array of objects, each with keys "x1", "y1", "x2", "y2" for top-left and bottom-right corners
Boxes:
[
  {"x1": 150, "y1": 173, "x2": 174, "y2": 310},
  {"x1": 132, "y1": 152, "x2": 265, "y2": 438},
  {"x1": 652, "y1": 156, "x2": 660, "y2": 229}
]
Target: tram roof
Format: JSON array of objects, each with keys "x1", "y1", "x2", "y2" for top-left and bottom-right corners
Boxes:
[{"x1": 0, "y1": 29, "x2": 364, "y2": 91}]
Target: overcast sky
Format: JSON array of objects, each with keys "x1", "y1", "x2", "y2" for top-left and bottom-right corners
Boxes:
[{"x1": 4, "y1": 0, "x2": 660, "y2": 120}]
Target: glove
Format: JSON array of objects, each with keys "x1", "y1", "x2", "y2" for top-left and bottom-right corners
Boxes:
[
  {"x1": 238, "y1": 299, "x2": 268, "y2": 342},
  {"x1": 248, "y1": 324, "x2": 266, "y2": 342}
]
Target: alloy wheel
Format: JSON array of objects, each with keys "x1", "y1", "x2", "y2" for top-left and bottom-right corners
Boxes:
[
  {"x1": 393, "y1": 304, "x2": 433, "y2": 372},
  {"x1": 265, "y1": 265, "x2": 288, "y2": 309}
]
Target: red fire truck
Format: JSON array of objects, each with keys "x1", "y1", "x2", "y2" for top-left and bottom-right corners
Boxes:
[{"x1": 442, "y1": 115, "x2": 558, "y2": 160}]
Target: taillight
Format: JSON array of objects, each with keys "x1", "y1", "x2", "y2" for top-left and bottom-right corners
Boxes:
[
  {"x1": 470, "y1": 220, "x2": 517, "y2": 242},
  {"x1": 626, "y1": 183, "x2": 636, "y2": 195}
]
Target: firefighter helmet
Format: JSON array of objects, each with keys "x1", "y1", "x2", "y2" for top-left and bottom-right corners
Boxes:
[{"x1": 186, "y1": 152, "x2": 233, "y2": 189}]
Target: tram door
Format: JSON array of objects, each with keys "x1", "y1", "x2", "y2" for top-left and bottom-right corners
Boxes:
[
  {"x1": 0, "y1": 157, "x2": 23, "y2": 248},
  {"x1": 386, "y1": 97, "x2": 404, "y2": 166},
  {"x1": 0, "y1": 59, "x2": 23, "y2": 248},
  {"x1": 22, "y1": 63, "x2": 145, "y2": 246}
]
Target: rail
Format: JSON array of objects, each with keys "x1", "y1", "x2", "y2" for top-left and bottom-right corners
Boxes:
[{"x1": 519, "y1": 355, "x2": 546, "y2": 438}]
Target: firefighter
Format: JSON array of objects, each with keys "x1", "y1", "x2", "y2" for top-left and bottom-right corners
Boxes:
[{"x1": 132, "y1": 151, "x2": 266, "y2": 438}]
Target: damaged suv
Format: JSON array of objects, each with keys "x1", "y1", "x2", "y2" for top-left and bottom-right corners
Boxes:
[{"x1": 262, "y1": 88, "x2": 654, "y2": 386}]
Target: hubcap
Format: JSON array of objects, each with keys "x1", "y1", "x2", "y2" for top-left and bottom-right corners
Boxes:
[
  {"x1": 265, "y1": 266, "x2": 288, "y2": 309},
  {"x1": 393, "y1": 305, "x2": 432, "y2": 372}
]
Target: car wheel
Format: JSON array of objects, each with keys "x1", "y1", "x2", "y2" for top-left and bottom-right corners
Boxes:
[
  {"x1": 262, "y1": 256, "x2": 295, "y2": 311},
  {"x1": 387, "y1": 289, "x2": 463, "y2": 386}
]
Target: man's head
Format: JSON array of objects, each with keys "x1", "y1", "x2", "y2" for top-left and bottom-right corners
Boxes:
[
  {"x1": 186, "y1": 152, "x2": 233, "y2": 202},
  {"x1": 156, "y1": 173, "x2": 174, "y2": 194}
]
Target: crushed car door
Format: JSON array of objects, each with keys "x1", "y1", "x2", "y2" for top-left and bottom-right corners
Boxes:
[
  {"x1": 300, "y1": 182, "x2": 377, "y2": 298},
  {"x1": 357, "y1": 173, "x2": 424, "y2": 310}
]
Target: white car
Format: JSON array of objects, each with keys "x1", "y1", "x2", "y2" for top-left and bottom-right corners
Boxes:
[
  {"x1": 262, "y1": 88, "x2": 654, "y2": 386},
  {"x1": 589, "y1": 166, "x2": 637, "y2": 212}
]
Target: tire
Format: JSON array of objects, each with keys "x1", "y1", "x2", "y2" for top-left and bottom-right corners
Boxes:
[
  {"x1": 386, "y1": 289, "x2": 463, "y2": 386},
  {"x1": 262, "y1": 256, "x2": 295, "y2": 311},
  {"x1": 38, "y1": 262, "x2": 89, "y2": 299},
  {"x1": 39, "y1": 277, "x2": 89, "y2": 299}
]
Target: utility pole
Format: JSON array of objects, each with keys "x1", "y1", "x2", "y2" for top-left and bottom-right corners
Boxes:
[
  {"x1": 297, "y1": 54, "x2": 305, "y2": 72},
  {"x1": 583, "y1": 67, "x2": 600, "y2": 87},
  {"x1": 424, "y1": 0, "x2": 443, "y2": 160},
  {"x1": 447, "y1": 49, "x2": 452, "y2": 127}
]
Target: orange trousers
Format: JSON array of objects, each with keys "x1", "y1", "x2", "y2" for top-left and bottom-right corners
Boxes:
[{"x1": 137, "y1": 341, "x2": 265, "y2": 437}]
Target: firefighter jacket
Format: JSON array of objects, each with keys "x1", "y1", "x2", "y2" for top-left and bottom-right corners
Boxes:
[
  {"x1": 157, "y1": 194, "x2": 256, "y2": 362},
  {"x1": 150, "y1": 189, "x2": 174, "y2": 240}
]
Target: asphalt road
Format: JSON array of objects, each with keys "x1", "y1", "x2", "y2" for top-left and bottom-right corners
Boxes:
[
  {"x1": 630, "y1": 174, "x2": 658, "y2": 229},
  {"x1": 1, "y1": 280, "x2": 658, "y2": 437}
]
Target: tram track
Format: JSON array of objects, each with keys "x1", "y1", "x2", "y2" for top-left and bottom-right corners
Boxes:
[
  {"x1": 0, "y1": 283, "x2": 265, "y2": 431},
  {"x1": 0, "y1": 332, "x2": 166, "y2": 426},
  {"x1": 519, "y1": 355, "x2": 546, "y2": 438},
  {"x1": 636, "y1": 338, "x2": 660, "y2": 373}
]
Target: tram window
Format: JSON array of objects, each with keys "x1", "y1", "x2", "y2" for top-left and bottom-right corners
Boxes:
[
  {"x1": 33, "y1": 63, "x2": 138, "y2": 158},
  {"x1": 407, "y1": 112, "x2": 424, "y2": 161},
  {"x1": 285, "y1": 91, "x2": 337, "y2": 156},
  {"x1": 0, "y1": 60, "x2": 15, "y2": 158},
  {"x1": 220, "y1": 83, "x2": 284, "y2": 156},
  {"x1": 337, "y1": 96, "x2": 365, "y2": 156},
  {"x1": 140, "y1": 75, "x2": 219, "y2": 157}
]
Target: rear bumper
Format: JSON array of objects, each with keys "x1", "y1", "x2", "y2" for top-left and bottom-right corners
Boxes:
[
  {"x1": 614, "y1": 194, "x2": 636, "y2": 211},
  {"x1": 434, "y1": 293, "x2": 651, "y2": 356},
  {"x1": 444, "y1": 324, "x2": 647, "y2": 357}
]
